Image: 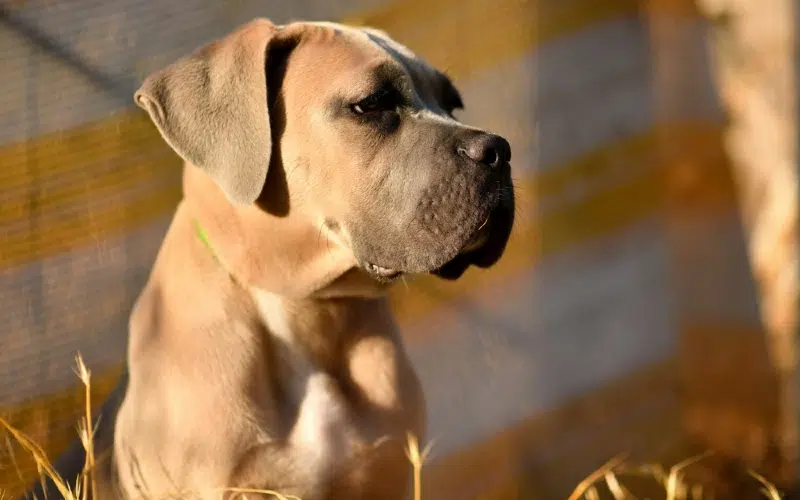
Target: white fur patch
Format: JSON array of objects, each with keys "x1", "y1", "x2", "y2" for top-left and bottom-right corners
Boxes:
[{"x1": 251, "y1": 289, "x2": 350, "y2": 466}]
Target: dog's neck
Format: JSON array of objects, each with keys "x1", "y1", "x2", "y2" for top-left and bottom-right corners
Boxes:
[
  {"x1": 132, "y1": 198, "x2": 395, "y2": 353},
  {"x1": 175, "y1": 164, "x2": 394, "y2": 299}
]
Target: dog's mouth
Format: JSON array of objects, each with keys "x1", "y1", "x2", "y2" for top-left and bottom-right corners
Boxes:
[
  {"x1": 363, "y1": 220, "x2": 489, "y2": 283},
  {"x1": 460, "y1": 215, "x2": 493, "y2": 254},
  {"x1": 364, "y1": 262, "x2": 403, "y2": 281},
  {"x1": 431, "y1": 199, "x2": 514, "y2": 280}
]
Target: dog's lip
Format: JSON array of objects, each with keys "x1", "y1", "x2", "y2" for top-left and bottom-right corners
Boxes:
[
  {"x1": 460, "y1": 215, "x2": 492, "y2": 254},
  {"x1": 431, "y1": 186, "x2": 514, "y2": 278},
  {"x1": 362, "y1": 215, "x2": 491, "y2": 281},
  {"x1": 364, "y1": 262, "x2": 402, "y2": 281}
]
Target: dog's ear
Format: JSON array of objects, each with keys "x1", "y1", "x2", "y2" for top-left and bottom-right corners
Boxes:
[{"x1": 135, "y1": 19, "x2": 283, "y2": 205}]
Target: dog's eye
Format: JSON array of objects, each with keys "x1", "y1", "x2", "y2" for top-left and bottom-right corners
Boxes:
[{"x1": 351, "y1": 88, "x2": 399, "y2": 115}]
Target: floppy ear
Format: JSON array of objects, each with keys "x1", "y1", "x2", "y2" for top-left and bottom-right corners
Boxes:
[{"x1": 135, "y1": 19, "x2": 280, "y2": 205}]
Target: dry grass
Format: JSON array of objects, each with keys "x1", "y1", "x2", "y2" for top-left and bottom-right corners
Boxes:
[
  {"x1": 566, "y1": 452, "x2": 784, "y2": 500},
  {"x1": 0, "y1": 354, "x2": 785, "y2": 499},
  {"x1": 568, "y1": 452, "x2": 781, "y2": 500}
]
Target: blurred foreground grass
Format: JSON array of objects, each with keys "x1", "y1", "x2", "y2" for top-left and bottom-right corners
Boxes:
[{"x1": 0, "y1": 356, "x2": 784, "y2": 500}]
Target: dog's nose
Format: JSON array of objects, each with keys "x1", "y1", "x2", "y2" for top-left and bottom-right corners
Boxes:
[{"x1": 458, "y1": 134, "x2": 511, "y2": 169}]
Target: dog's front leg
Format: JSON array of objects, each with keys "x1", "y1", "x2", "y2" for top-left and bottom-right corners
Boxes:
[
  {"x1": 225, "y1": 373, "x2": 348, "y2": 500},
  {"x1": 224, "y1": 443, "x2": 319, "y2": 500}
]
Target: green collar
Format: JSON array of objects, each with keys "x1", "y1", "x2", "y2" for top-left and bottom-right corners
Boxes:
[
  {"x1": 192, "y1": 218, "x2": 240, "y2": 285},
  {"x1": 193, "y1": 218, "x2": 221, "y2": 264}
]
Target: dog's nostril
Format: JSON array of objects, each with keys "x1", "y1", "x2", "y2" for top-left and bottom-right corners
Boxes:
[
  {"x1": 484, "y1": 148, "x2": 500, "y2": 168},
  {"x1": 460, "y1": 134, "x2": 510, "y2": 169}
]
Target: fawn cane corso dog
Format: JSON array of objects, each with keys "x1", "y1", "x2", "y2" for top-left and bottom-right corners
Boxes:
[{"x1": 26, "y1": 18, "x2": 514, "y2": 500}]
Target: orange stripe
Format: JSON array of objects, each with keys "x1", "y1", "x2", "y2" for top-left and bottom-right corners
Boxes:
[
  {"x1": 423, "y1": 360, "x2": 685, "y2": 498},
  {"x1": 345, "y1": 0, "x2": 641, "y2": 80},
  {"x1": 2, "y1": 181, "x2": 182, "y2": 267}
]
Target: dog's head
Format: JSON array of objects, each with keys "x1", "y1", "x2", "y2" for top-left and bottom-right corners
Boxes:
[{"x1": 136, "y1": 19, "x2": 514, "y2": 295}]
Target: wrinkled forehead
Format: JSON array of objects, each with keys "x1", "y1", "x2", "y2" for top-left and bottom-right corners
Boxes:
[{"x1": 294, "y1": 22, "x2": 458, "y2": 107}]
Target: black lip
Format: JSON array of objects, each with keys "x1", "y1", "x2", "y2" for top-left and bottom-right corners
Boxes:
[{"x1": 431, "y1": 253, "x2": 473, "y2": 280}]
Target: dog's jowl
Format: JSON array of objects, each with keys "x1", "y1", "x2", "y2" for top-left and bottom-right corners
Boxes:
[{"x1": 27, "y1": 18, "x2": 514, "y2": 500}]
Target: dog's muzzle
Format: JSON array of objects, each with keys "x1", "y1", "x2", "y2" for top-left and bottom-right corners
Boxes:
[
  {"x1": 363, "y1": 162, "x2": 515, "y2": 282},
  {"x1": 431, "y1": 165, "x2": 515, "y2": 280},
  {"x1": 358, "y1": 130, "x2": 515, "y2": 283}
]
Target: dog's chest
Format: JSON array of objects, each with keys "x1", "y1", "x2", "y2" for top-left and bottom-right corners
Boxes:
[
  {"x1": 262, "y1": 369, "x2": 411, "y2": 500},
  {"x1": 254, "y1": 293, "x2": 394, "y2": 458},
  {"x1": 284, "y1": 370, "x2": 354, "y2": 465}
]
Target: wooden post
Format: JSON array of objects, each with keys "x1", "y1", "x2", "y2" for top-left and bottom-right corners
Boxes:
[{"x1": 644, "y1": 0, "x2": 798, "y2": 493}]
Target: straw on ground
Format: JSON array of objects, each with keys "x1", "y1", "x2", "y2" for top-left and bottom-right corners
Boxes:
[{"x1": 0, "y1": 353, "x2": 785, "y2": 500}]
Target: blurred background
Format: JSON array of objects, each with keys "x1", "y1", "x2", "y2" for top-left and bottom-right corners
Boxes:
[{"x1": 0, "y1": 0, "x2": 797, "y2": 498}]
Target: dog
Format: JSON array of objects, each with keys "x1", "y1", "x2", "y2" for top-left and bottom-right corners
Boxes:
[{"x1": 25, "y1": 18, "x2": 514, "y2": 500}]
